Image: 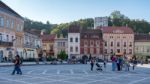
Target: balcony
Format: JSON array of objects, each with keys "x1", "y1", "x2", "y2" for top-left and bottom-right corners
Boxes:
[
  {"x1": 24, "y1": 43, "x2": 36, "y2": 49},
  {"x1": 0, "y1": 41, "x2": 13, "y2": 46}
]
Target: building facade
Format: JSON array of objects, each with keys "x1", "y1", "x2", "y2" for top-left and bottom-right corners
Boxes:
[
  {"x1": 0, "y1": 1, "x2": 24, "y2": 62},
  {"x1": 100, "y1": 26, "x2": 134, "y2": 59},
  {"x1": 54, "y1": 34, "x2": 68, "y2": 58},
  {"x1": 68, "y1": 25, "x2": 80, "y2": 59},
  {"x1": 41, "y1": 34, "x2": 56, "y2": 58},
  {"x1": 23, "y1": 32, "x2": 42, "y2": 59},
  {"x1": 94, "y1": 17, "x2": 108, "y2": 29},
  {"x1": 80, "y1": 29, "x2": 103, "y2": 58},
  {"x1": 134, "y1": 34, "x2": 150, "y2": 57}
]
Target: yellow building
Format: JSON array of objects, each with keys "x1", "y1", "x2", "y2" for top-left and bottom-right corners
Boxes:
[
  {"x1": 41, "y1": 34, "x2": 56, "y2": 58},
  {"x1": 135, "y1": 34, "x2": 150, "y2": 57},
  {"x1": 0, "y1": 1, "x2": 24, "y2": 61}
]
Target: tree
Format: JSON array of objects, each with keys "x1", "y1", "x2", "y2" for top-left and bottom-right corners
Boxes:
[{"x1": 57, "y1": 51, "x2": 68, "y2": 60}]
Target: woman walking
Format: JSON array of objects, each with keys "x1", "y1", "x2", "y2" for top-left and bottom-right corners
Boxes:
[
  {"x1": 90, "y1": 58, "x2": 95, "y2": 71},
  {"x1": 111, "y1": 55, "x2": 116, "y2": 71}
]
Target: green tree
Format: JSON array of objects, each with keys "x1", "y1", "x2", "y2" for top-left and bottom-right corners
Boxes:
[{"x1": 57, "y1": 51, "x2": 68, "y2": 60}]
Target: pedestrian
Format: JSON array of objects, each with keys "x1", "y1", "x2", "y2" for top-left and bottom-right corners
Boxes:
[
  {"x1": 132, "y1": 55, "x2": 137, "y2": 70},
  {"x1": 140, "y1": 57, "x2": 144, "y2": 65},
  {"x1": 111, "y1": 55, "x2": 116, "y2": 71},
  {"x1": 103, "y1": 58, "x2": 107, "y2": 71},
  {"x1": 11, "y1": 55, "x2": 22, "y2": 75},
  {"x1": 124, "y1": 56, "x2": 130, "y2": 71},
  {"x1": 90, "y1": 57, "x2": 95, "y2": 71}
]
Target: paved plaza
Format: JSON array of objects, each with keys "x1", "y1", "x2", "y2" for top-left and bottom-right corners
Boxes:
[{"x1": 0, "y1": 63, "x2": 150, "y2": 84}]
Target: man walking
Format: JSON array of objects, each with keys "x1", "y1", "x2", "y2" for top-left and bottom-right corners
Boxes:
[{"x1": 11, "y1": 55, "x2": 22, "y2": 75}]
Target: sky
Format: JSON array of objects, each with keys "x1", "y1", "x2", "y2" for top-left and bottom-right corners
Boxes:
[{"x1": 2, "y1": 0, "x2": 150, "y2": 24}]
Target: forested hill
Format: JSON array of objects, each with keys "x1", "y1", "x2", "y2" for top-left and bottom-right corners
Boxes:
[
  {"x1": 24, "y1": 18, "x2": 55, "y2": 34},
  {"x1": 24, "y1": 11, "x2": 150, "y2": 36}
]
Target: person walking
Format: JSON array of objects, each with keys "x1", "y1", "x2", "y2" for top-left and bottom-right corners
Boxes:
[
  {"x1": 124, "y1": 56, "x2": 130, "y2": 71},
  {"x1": 90, "y1": 58, "x2": 95, "y2": 71},
  {"x1": 103, "y1": 58, "x2": 107, "y2": 71},
  {"x1": 111, "y1": 55, "x2": 116, "y2": 71},
  {"x1": 132, "y1": 55, "x2": 137, "y2": 70},
  {"x1": 11, "y1": 55, "x2": 22, "y2": 75}
]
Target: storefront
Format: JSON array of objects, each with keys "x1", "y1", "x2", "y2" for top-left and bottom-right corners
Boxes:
[{"x1": 23, "y1": 48, "x2": 37, "y2": 59}]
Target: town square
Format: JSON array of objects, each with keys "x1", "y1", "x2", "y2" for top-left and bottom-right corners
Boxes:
[
  {"x1": 1, "y1": 0, "x2": 150, "y2": 84},
  {"x1": 0, "y1": 64, "x2": 150, "y2": 84}
]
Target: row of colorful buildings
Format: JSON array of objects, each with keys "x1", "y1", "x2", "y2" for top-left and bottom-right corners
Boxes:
[
  {"x1": 1, "y1": 1, "x2": 150, "y2": 62},
  {"x1": 42, "y1": 24, "x2": 150, "y2": 60}
]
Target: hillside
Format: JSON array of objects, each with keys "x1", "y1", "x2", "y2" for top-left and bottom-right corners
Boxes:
[{"x1": 23, "y1": 11, "x2": 150, "y2": 36}]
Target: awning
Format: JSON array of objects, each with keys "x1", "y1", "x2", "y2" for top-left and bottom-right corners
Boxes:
[{"x1": 115, "y1": 53, "x2": 123, "y2": 56}]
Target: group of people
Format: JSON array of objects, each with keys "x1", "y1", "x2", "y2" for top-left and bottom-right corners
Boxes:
[
  {"x1": 89, "y1": 55, "x2": 138, "y2": 72},
  {"x1": 111, "y1": 55, "x2": 137, "y2": 71}
]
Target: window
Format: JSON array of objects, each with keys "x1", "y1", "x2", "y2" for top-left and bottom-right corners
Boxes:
[
  {"x1": 11, "y1": 20, "x2": 14, "y2": 29},
  {"x1": 124, "y1": 49, "x2": 126, "y2": 54},
  {"x1": 117, "y1": 42, "x2": 120, "y2": 47},
  {"x1": 6, "y1": 19, "x2": 10, "y2": 28},
  {"x1": 105, "y1": 42, "x2": 107, "y2": 47},
  {"x1": 136, "y1": 47, "x2": 138, "y2": 51},
  {"x1": 70, "y1": 38, "x2": 73, "y2": 42},
  {"x1": 129, "y1": 42, "x2": 132, "y2": 47},
  {"x1": 17, "y1": 24, "x2": 20, "y2": 31},
  {"x1": 91, "y1": 41, "x2": 93, "y2": 45},
  {"x1": 111, "y1": 49, "x2": 113, "y2": 54},
  {"x1": 117, "y1": 49, "x2": 120, "y2": 53},
  {"x1": 111, "y1": 42, "x2": 113, "y2": 47},
  {"x1": 70, "y1": 47, "x2": 73, "y2": 52},
  {"x1": 97, "y1": 41, "x2": 99, "y2": 45},
  {"x1": 0, "y1": 17, "x2": 4, "y2": 27},
  {"x1": 12, "y1": 36, "x2": 14, "y2": 42},
  {"x1": 0, "y1": 33, "x2": 2, "y2": 41},
  {"x1": 147, "y1": 49, "x2": 150, "y2": 52},
  {"x1": 124, "y1": 42, "x2": 126, "y2": 47},
  {"x1": 84, "y1": 41, "x2": 87, "y2": 45},
  {"x1": 104, "y1": 49, "x2": 107, "y2": 54},
  {"x1": 129, "y1": 49, "x2": 132, "y2": 54},
  {"x1": 57, "y1": 42, "x2": 60, "y2": 46},
  {"x1": 6, "y1": 35, "x2": 9, "y2": 42},
  {"x1": 75, "y1": 47, "x2": 78, "y2": 52},
  {"x1": 75, "y1": 37, "x2": 78, "y2": 42},
  {"x1": 63, "y1": 42, "x2": 65, "y2": 47}
]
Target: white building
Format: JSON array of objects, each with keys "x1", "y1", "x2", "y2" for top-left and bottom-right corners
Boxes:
[
  {"x1": 94, "y1": 17, "x2": 108, "y2": 29},
  {"x1": 23, "y1": 32, "x2": 42, "y2": 59},
  {"x1": 68, "y1": 25, "x2": 80, "y2": 59}
]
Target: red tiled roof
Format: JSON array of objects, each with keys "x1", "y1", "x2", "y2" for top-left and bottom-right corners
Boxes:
[
  {"x1": 41, "y1": 34, "x2": 56, "y2": 42},
  {"x1": 97, "y1": 26, "x2": 134, "y2": 34},
  {"x1": 135, "y1": 34, "x2": 150, "y2": 42}
]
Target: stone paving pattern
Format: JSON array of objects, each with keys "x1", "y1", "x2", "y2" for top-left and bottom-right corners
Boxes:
[{"x1": 0, "y1": 63, "x2": 150, "y2": 84}]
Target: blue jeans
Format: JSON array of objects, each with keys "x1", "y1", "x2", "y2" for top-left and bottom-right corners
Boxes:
[
  {"x1": 12, "y1": 65, "x2": 22, "y2": 75},
  {"x1": 112, "y1": 62, "x2": 116, "y2": 71}
]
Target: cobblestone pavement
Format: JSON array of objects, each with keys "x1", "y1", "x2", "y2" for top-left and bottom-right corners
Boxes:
[{"x1": 0, "y1": 63, "x2": 150, "y2": 84}]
